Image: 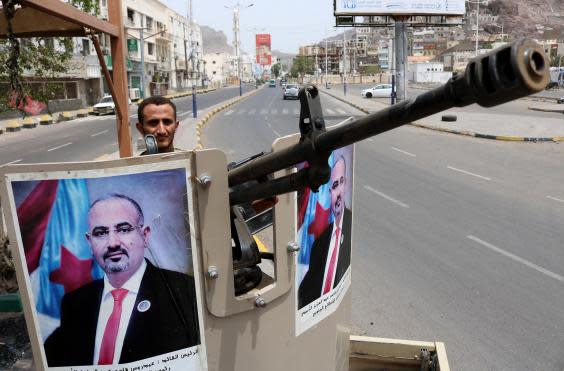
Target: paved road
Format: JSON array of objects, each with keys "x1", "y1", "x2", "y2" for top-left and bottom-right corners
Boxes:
[
  {"x1": 0, "y1": 85, "x2": 255, "y2": 165},
  {"x1": 204, "y1": 87, "x2": 564, "y2": 370}
]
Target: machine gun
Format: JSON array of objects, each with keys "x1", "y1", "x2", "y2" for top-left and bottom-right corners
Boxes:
[{"x1": 228, "y1": 38, "x2": 549, "y2": 295}]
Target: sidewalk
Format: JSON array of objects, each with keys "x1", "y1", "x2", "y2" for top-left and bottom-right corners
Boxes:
[
  {"x1": 0, "y1": 87, "x2": 218, "y2": 136},
  {"x1": 320, "y1": 86, "x2": 564, "y2": 142}
]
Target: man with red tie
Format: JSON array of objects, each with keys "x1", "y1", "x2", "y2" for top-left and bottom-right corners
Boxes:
[
  {"x1": 298, "y1": 155, "x2": 352, "y2": 309},
  {"x1": 44, "y1": 194, "x2": 200, "y2": 366}
]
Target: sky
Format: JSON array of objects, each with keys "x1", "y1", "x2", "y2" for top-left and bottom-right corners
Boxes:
[{"x1": 160, "y1": 0, "x2": 339, "y2": 55}]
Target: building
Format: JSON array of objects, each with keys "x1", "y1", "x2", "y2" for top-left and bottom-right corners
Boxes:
[
  {"x1": 407, "y1": 61, "x2": 451, "y2": 84},
  {"x1": 12, "y1": 0, "x2": 206, "y2": 112},
  {"x1": 204, "y1": 52, "x2": 233, "y2": 85}
]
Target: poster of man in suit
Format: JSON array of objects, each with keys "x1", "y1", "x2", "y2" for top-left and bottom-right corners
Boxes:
[
  {"x1": 1, "y1": 160, "x2": 207, "y2": 370},
  {"x1": 295, "y1": 146, "x2": 354, "y2": 335}
]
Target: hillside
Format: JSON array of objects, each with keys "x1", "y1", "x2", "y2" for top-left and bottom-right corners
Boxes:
[
  {"x1": 201, "y1": 25, "x2": 233, "y2": 54},
  {"x1": 482, "y1": 0, "x2": 564, "y2": 37}
]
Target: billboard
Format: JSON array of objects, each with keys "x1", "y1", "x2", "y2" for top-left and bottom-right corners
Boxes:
[
  {"x1": 256, "y1": 33, "x2": 272, "y2": 66},
  {"x1": 334, "y1": 0, "x2": 465, "y2": 16}
]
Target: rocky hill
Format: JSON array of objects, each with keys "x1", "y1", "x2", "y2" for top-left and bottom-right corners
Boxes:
[
  {"x1": 482, "y1": 0, "x2": 564, "y2": 38},
  {"x1": 201, "y1": 25, "x2": 233, "y2": 54}
]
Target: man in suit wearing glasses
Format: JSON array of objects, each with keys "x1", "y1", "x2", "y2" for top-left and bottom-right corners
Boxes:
[{"x1": 44, "y1": 193, "x2": 200, "y2": 366}]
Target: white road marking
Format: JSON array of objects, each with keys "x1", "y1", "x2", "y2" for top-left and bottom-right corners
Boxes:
[
  {"x1": 293, "y1": 109, "x2": 300, "y2": 115},
  {"x1": 237, "y1": 109, "x2": 246, "y2": 114},
  {"x1": 391, "y1": 146, "x2": 416, "y2": 157},
  {"x1": 272, "y1": 129, "x2": 281, "y2": 137},
  {"x1": 129, "y1": 114, "x2": 137, "y2": 118},
  {"x1": 271, "y1": 109, "x2": 278, "y2": 115},
  {"x1": 367, "y1": 138, "x2": 374, "y2": 142},
  {"x1": 91, "y1": 129, "x2": 109, "y2": 137},
  {"x1": 364, "y1": 185, "x2": 410, "y2": 208},
  {"x1": 1, "y1": 159, "x2": 22, "y2": 166},
  {"x1": 546, "y1": 195, "x2": 564, "y2": 204},
  {"x1": 47, "y1": 142, "x2": 72, "y2": 152},
  {"x1": 447, "y1": 166, "x2": 491, "y2": 181},
  {"x1": 326, "y1": 108, "x2": 336, "y2": 115},
  {"x1": 337, "y1": 108, "x2": 347, "y2": 114},
  {"x1": 282, "y1": 109, "x2": 289, "y2": 115},
  {"x1": 467, "y1": 235, "x2": 564, "y2": 283},
  {"x1": 224, "y1": 110, "x2": 235, "y2": 116},
  {"x1": 260, "y1": 109, "x2": 268, "y2": 114},
  {"x1": 249, "y1": 109, "x2": 256, "y2": 115},
  {"x1": 266, "y1": 122, "x2": 272, "y2": 128}
]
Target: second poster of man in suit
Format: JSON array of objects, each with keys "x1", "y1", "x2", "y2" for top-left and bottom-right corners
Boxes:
[
  {"x1": 1, "y1": 158, "x2": 207, "y2": 370},
  {"x1": 295, "y1": 146, "x2": 354, "y2": 335}
]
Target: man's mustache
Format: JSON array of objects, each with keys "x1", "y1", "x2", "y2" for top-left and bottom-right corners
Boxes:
[{"x1": 103, "y1": 247, "x2": 129, "y2": 260}]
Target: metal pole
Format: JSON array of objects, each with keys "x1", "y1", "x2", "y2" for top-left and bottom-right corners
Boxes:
[
  {"x1": 189, "y1": 0, "x2": 197, "y2": 117},
  {"x1": 475, "y1": 0, "x2": 480, "y2": 56},
  {"x1": 394, "y1": 18, "x2": 407, "y2": 101},
  {"x1": 140, "y1": 28, "x2": 146, "y2": 99},
  {"x1": 325, "y1": 38, "x2": 328, "y2": 88},
  {"x1": 343, "y1": 31, "x2": 347, "y2": 96}
]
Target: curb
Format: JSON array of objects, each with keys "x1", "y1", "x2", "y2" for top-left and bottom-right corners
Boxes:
[
  {"x1": 195, "y1": 87, "x2": 263, "y2": 149},
  {"x1": 320, "y1": 89, "x2": 564, "y2": 143},
  {"x1": 528, "y1": 106, "x2": 564, "y2": 113},
  {"x1": 5, "y1": 119, "x2": 21, "y2": 132},
  {"x1": 21, "y1": 117, "x2": 37, "y2": 129}
]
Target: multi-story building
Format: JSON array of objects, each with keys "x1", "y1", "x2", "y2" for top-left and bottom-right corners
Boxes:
[
  {"x1": 20, "y1": 0, "x2": 206, "y2": 110},
  {"x1": 204, "y1": 52, "x2": 233, "y2": 85}
]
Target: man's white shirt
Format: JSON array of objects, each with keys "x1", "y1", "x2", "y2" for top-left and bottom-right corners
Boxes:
[
  {"x1": 93, "y1": 260, "x2": 147, "y2": 365},
  {"x1": 321, "y1": 214, "x2": 344, "y2": 296}
]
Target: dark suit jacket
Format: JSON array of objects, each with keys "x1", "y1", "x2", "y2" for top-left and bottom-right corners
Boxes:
[
  {"x1": 298, "y1": 208, "x2": 352, "y2": 309},
  {"x1": 44, "y1": 260, "x2": 200, "y2": 366}
]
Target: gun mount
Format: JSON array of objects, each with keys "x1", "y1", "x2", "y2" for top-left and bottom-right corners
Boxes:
[{"x1": 227, "y1": 38, "x2": 549, "y2": 206}]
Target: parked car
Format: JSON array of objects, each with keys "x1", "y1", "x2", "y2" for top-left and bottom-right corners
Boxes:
[
  {"x1": 557, "y1": 97, "x2": 564, "y2": 104},
  {"x1": 283, "y1": 84, "x2": 299, "y2": 100},
  {"x1": 93, "y1": 95, "x2": 131, "y2": 115},
  {"x1": 280, "y1": 79, "x2": 287, "y2": 88},
  {"x1": 361, "y1": 84, "x2": 393, "y2": 98},
  {"x1": 269, "y1": 79, "x2": 276, "y2": 87}
]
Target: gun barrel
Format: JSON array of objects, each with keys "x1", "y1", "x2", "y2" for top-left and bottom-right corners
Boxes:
[{"x1": 228, "y1": 39, "x2": 549, "y2": 202}]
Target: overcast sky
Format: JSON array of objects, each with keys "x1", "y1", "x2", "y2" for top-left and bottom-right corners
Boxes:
[{"x1": 160, "y1": 0, "x2": 339, "y2": 54}]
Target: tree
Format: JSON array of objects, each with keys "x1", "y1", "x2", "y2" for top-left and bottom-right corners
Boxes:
[
  {"x1": 0, "y1": 0, "x2": 99, "y2": 114},
  {"x1": 290, "y1": 55, "x2": 315, "y2": 78},
  {"x1": 271, "y1": 63, "x2": 282, "y2": 78}
]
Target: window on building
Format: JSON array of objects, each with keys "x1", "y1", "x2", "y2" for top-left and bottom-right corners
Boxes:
[
  {"x1": 146, "y1": 16, "x2": 153, "y2": 30},
  {"x1": 127, "y1": 8, "x2": 134, "y2": 24},
  {"x1": 212, "y1": 60, "x2": 216, "y2": 64},
  {"x1": 147, "y1": 42, "x2": 154, "y2": 55},
  {"x1": 101, "y1": 0, "x2": 106, "y2": 6},
  {"x1": 65, "y1": 82, "x2": 78, "y2": 99},
  {"x1": 82, "y1": 39, "x2": 90, "y2": 56},
  {"x1": 213, "y1": 71, "x2": 217, "y2": 75}
]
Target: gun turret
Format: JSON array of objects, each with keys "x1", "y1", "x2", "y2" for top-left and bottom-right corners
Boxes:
[{"x1": 228, "y1": 38, "x2": 549, "y2": 205}]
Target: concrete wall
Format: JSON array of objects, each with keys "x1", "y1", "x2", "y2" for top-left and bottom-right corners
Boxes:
[{"x1": 48, "y1": 99, "x2": 83, "y2": 113}]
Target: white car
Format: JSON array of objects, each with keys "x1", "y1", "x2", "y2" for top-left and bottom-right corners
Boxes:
[
  {"x1": 361, "y1": 84, "x2": 393, "y2": 98},
  {"x1": 93, "y1": 95, "x2": 131, "y2": 115}
]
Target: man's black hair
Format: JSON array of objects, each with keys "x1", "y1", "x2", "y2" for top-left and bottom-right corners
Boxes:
[{"x1": 137, "y1": 95, "x2": 177, "y2": 125}]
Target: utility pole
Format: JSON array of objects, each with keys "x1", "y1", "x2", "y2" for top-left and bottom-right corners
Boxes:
[
  {"x1": 325, "y1": 38, "x2": 328, "y2": 88},
  {"x1": 183, "y1": 22, "x2": 189, "y2": 90},
  {"x1": 343, "y1": 30, "x2": 347, "y2": 96},
  {"x1": 140, "y1": 27, "x2": 146, "y2": 99},
  {"x1": 226, "y1": 2, "x2": 253, "y2": 96},
  {"x1": 189, "y1": 0, "x2": 197, "y2": 117},
  {"x1": 394, "y1": 17, "x2": 408, "y2": 101}
]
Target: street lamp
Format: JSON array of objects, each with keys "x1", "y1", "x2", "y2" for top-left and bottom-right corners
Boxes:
[
  {"x1": 466, "y1": 0, "x2": 487, "y2": 56},
  {"x1": 127, "y1": 26, "x2": 167, "y2": 99},
  {"x1": 225, "y1": 1, "x2": 254, "y2": 96}
]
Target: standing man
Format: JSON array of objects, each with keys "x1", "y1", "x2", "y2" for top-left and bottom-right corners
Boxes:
[
  {"x1": 298, "y1": 155, "x2": 352, "y2": 309},
  {"x1": 44, "y1": 194, "x2": 200, "y2": 366},
  {"x1": 136, "y1": 96, "x2": 180, "y2": 154}
]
